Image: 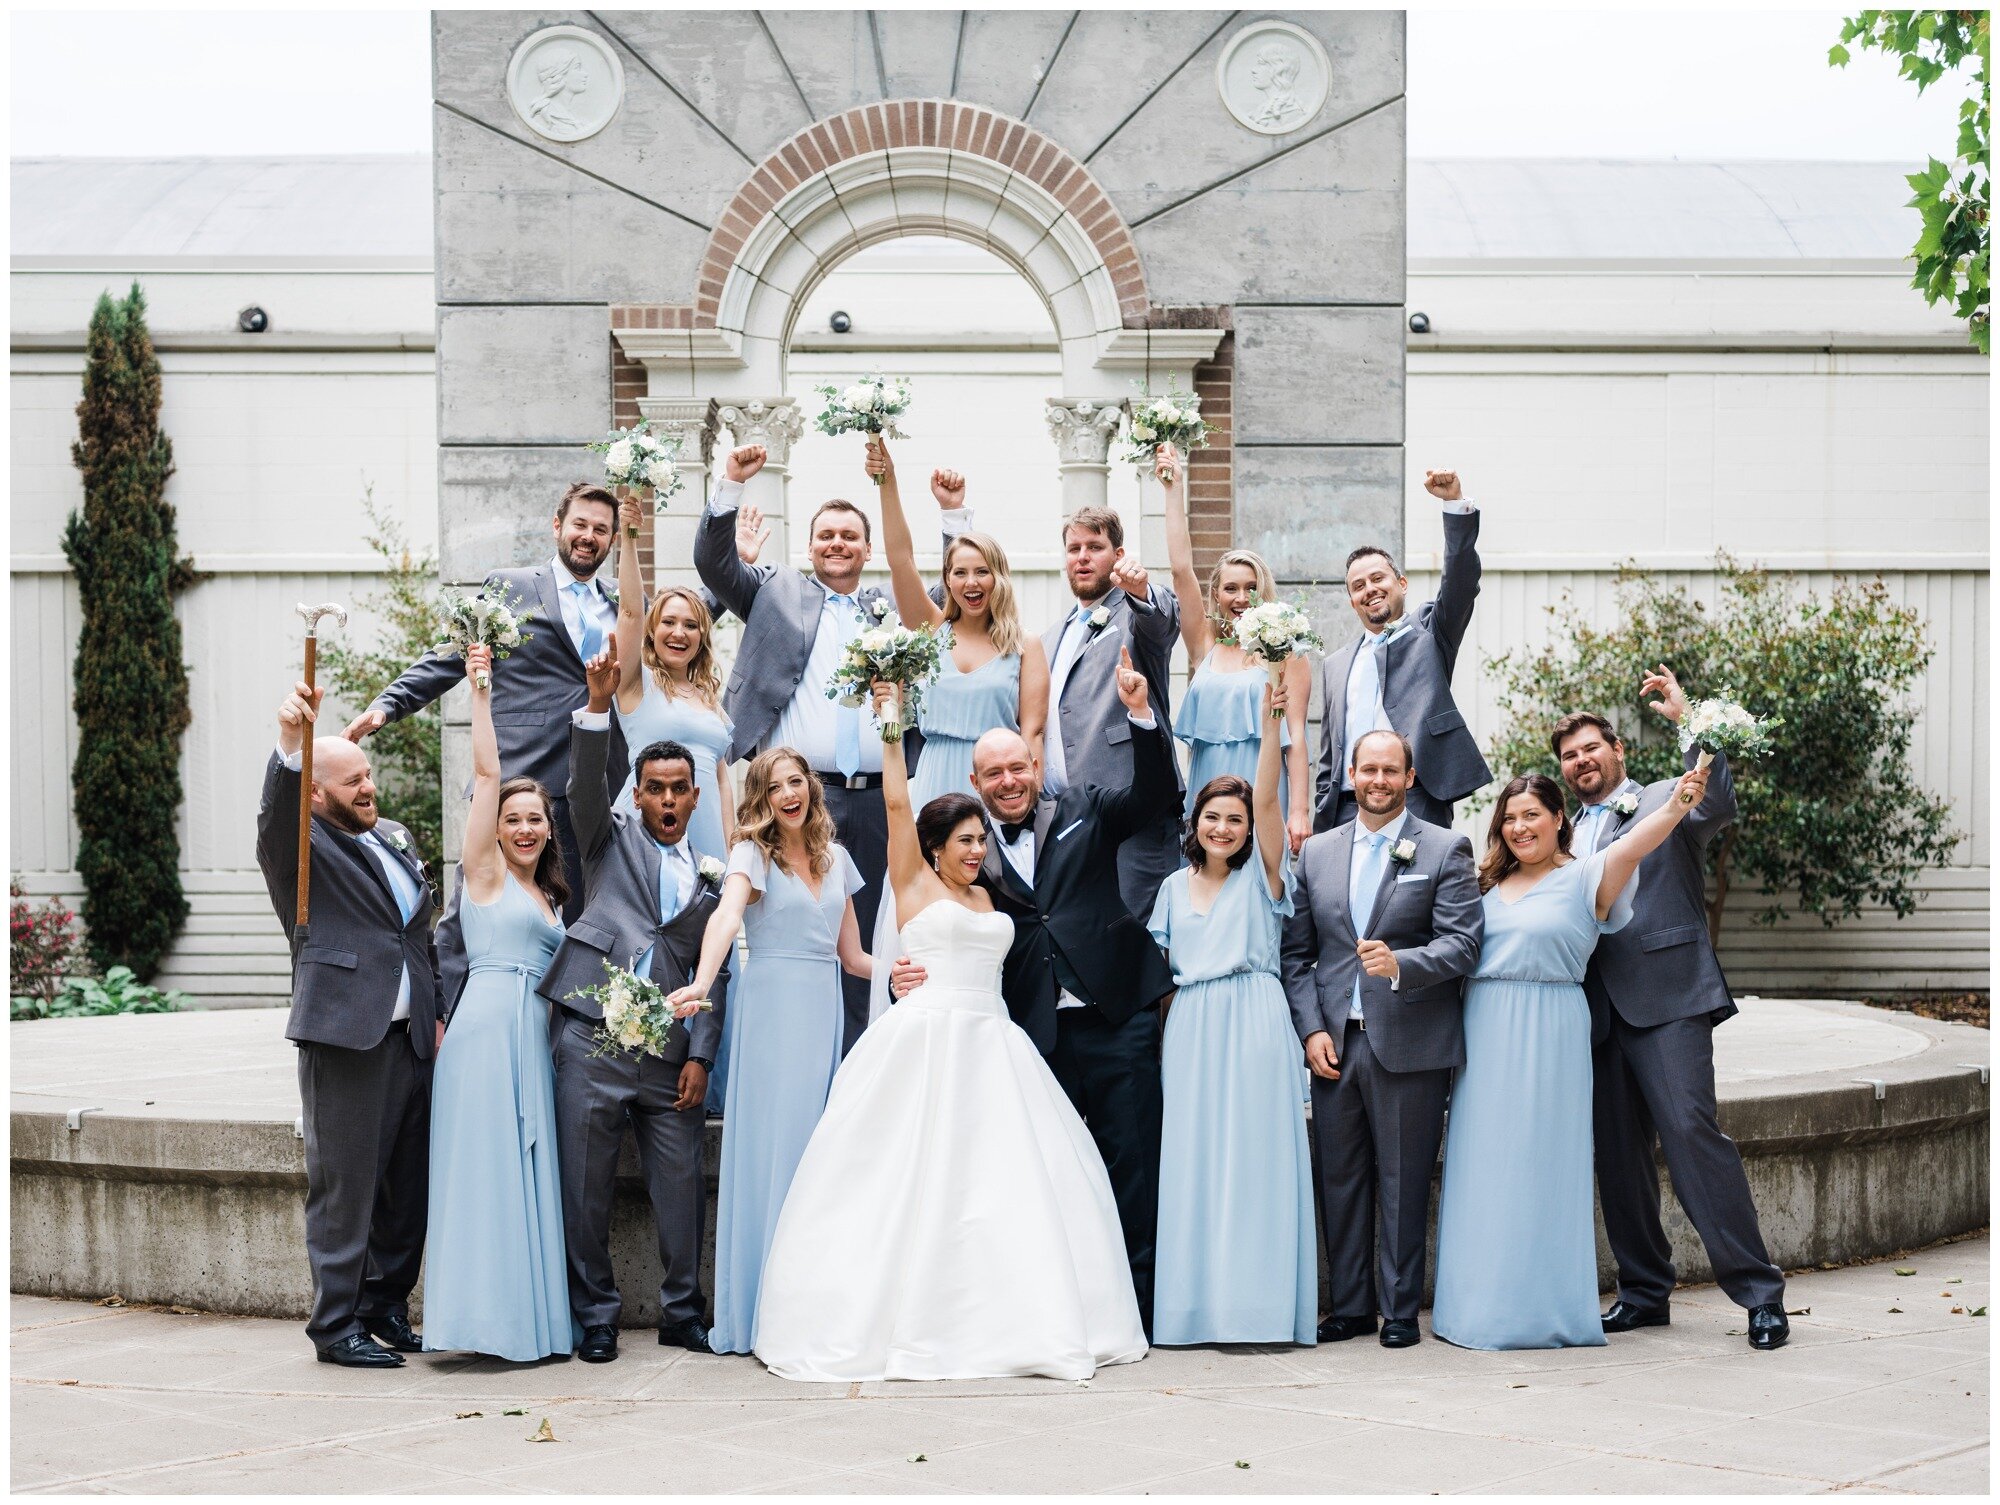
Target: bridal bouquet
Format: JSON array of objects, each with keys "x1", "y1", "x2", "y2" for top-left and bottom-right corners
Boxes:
[
  {"x1": 571, "y1": 960, "x2": 709, "y2": 1061},
  {"x1": 815, "y1": 374, "x2": 913, "y2": 483},
  {"x1": 827, "y1": 620, "x2": 951, "y2": 739},
  {"x1": 1123, "y1": 385, "x2": 1206, "y2": 472},
  {"x1": 1676, "y1": 692, "x2": 1782, "y2": 802},
  {"x1": 589, "y1": 420, "x2": 684, "y2": 523},
  {"x1": 434, "y1": 586, "x2": 534, "y2": 690},
  {"x1": 1230, "y1": 595, "x2": 1326, "y2": 716}
]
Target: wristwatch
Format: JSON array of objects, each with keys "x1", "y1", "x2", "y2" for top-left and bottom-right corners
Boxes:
[{"x1": 690, "y1": 1056, "x2": 713, "y2": 1072}]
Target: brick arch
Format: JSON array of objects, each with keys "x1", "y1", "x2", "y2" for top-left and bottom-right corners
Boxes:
[{"x1": 698, "y1": 99, "x2": 1148, "y2": 331}]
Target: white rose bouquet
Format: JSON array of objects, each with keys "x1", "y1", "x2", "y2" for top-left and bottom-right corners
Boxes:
[
  {"x1": 827, "y1": 619, "x2": 951, "y2": 739},
  {"x1": 1676, "y1": 692, "x2": 1782, "y2": 803},
  {"x1": 1230, "y1": 594, "x2": 1326, "y2": 717},
  {"x1": 1122, "y1": 385, "x2": 1206, "y2": 472},
  {"x1": 814, "y1": 374, "x2": 913, "y2": 484},
  {"x1": 434, "y1": 586, "x2": 535, "y2": 690},
  {"x1": 588, "y1": 420, "x2": 685, "y2": 526},
  {"x1": 571, "y1": 960, "x2": 709, "y2": 1061}
]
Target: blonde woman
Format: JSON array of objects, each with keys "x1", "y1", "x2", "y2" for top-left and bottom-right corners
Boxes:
[
  {"x1": 668, "y1": 747, "x2": 871, "y2": 1355},
  {"x1": 612, "y1": 495, "x2": 735, "y2": 856},
  {"x1": 867, "y1": 437, "x2": 1049, "y2": 807},
  {"x1": 1157, "y1": 442, "x2": 1314, "y2": 854}
]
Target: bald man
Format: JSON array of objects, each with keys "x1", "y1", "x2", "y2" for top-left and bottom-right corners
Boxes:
[{"x1": 255, "y1": 681, "x2": 440, "y2": 1368}]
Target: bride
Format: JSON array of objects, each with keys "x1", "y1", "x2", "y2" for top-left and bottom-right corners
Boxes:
[{"x1": 726, "y1": 679, "x2": 1148, "y2": 1383}]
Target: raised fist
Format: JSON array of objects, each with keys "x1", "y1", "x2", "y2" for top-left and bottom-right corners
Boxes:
[{"x1": 725, "y1": 445, "x2": 767, "y2": 485}]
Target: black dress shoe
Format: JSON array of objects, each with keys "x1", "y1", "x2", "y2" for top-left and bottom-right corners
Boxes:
[
  {"x1": 658, "y1": 1317, "x2": 713, "y2": 1354},
  {"x1": 362, "y1": 1311, "x2": 423, "y2": 1353},
  {"x1": 1747, "y1": 1303, "x2": 1790, "y2": 1350},
  {"x1": 1316, "y1": 1314, "x2": 1377, "y2": 1343},
  {"x1": 317, "y1": 1333, "x2": 404, "y2": 1368},
  {"x1": 1379, "y1": 1318, "x2": 1421, "y2": 1348},
  {"x1": 1601, "y1": 1300, "x2": 1671, "y2": 1334},
  {"x1": 577, "y1": 1325, "x2": 618, "y2": 1363}
]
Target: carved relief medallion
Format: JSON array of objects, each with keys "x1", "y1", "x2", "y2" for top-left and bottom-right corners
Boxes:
[
  {"x1": 506, "y1": 25, "x2": 624, "y2": 143},
  {"x1": 1216, "y1": 21, "x2": 1331, "y2": 137}
]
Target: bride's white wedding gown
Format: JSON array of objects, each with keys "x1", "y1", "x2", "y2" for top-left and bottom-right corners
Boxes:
[{"x1": 753, "y1": 900, "x2": 1148, "y2": 1382}]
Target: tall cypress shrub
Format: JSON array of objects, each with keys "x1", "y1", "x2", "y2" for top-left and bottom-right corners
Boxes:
[{"x1": 63, "y1": 284, "x2": 194, "y2": 980}]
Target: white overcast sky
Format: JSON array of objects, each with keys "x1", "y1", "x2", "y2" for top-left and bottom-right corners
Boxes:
[{"x1": 8, "y1": 6, "x2": 1977, "y2": 160}]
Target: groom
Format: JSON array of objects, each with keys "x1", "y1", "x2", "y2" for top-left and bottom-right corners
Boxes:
[
  {"x1": 1281, "y1": 729, "x2": 1481, "y2": 1348},
  {"x1": 1554, "y1": 666, "x2": 1789, "y2": 1350},
  {"x1": 537, "y1": 647, "x2": 729, "y2": 1362},
  {"x1": 890, "y1": 649, "x2": 1176, "y2": 1324}
]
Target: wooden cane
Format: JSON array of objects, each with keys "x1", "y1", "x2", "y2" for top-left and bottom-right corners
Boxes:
[{"x1": 294, "y1": 603, "x2": 348, "y2": 929}]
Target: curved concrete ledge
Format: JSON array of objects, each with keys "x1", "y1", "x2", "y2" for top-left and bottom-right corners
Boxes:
[{"x1": 10, "y1": 1000, "x2": 1989, "y2": 1327}]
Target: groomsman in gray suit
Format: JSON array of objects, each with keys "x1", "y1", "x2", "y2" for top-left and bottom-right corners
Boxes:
[
  {"x1": 1316, "y1": 469, "x2": 1491, "y2": 832},
  {"x1": 694, "y1": 443, "x2": 898, "y2": 1051},
  {"x1": 256, "y1": 681, "x2": 440, "y2": 1368},
  {"x1": 348, "y1": 481, "x2": 628, "y2": 923},
  {"x1": 1282, "y1": 729, "x2": 1482, "y2": 1347},
  {"x1": 1555, "y1": 667, "x2": 1789, "y2": 1351},
  {"x1": 944, "y1": 500, "x2": 1182, "y2": 919},
  {"x1": 537, "y1": 648, "x2": 729, "y2": 1362}
]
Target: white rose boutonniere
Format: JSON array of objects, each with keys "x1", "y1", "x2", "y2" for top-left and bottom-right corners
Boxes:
[
  {"x1": 385, "y1": 829, "x2": 410, "y2": 853},
  {"x1": 697, "y1": 855, "x2": 725, "y2": 886},
  {"x1": 1390, "y1": 837, "x2": 1418, "y2": 867},
  {"x1": 869, "y1": 597, "x2": 890, "y2": 620},
  {"x1": 1611, "y1": 791, "x2": 1641, "y2": 818},
  {"x1": 1088, "y1": 605, "x2": 1111, "y2": 629}
]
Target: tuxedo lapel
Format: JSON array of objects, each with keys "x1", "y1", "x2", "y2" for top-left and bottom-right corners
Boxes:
[
  {"x1": 1031, "y1": 796, "x2": 1059, "y2": 861},
  {"x1": 533, "y1": 565, "x2": 580, "y2": 661}
]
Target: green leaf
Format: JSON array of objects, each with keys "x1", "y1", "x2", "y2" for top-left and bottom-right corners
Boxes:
[
  {"x1": 1894, "y1": 1267, "x2": 1917, "y2": 1276},
  {"x1": 1828, "y1": 42, "x2": 1851, "y2": 65}
]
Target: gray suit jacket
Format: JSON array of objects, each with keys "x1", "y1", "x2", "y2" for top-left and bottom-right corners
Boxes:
[
  {"x1": 535, "y1": 723, "x2": 728, "y2": 1064},
  {"x1": 1316, "y1": 507, "x2": 1490, "y2": 824},
  {"x1": 1043, "y1": 585, "x2": 1183, "y2": 795},
  {"x1": 369, "y1": 561, "x2": 630, "y2": 799},
  {"x1": 1583, "y1": 749, "x2": 1738, "y2": 1038},
  {"x1": 255, "y1": 754, "x2": 441, "y2": 1058},
  {"x1": 694, "y1": 493, "x2": 895, "y2": 764},
  {"x1": 1280, "y1": 816, "x2": 1483, "y2": 1073}
]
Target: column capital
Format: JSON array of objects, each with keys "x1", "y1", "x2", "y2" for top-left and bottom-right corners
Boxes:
[
  {"x1": 717, "y1": 397, "x2": 807, "y2": 470},
  {"x1": 636, "y1": 396, "x2": 719, "y2": 462},
  {"x1": 1044, "y1": 397, "x2": 1126, "y2": 470}
]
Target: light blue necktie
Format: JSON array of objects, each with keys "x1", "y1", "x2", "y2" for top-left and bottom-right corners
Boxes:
[
  {"x1": 364, "y1": 834, "x2": 419, "y2": 923},
  {"x1": 1577, "y1": 803, "x2": 1611, "y2": 855},
  {"x1": 635, "y1": 841, "x2": 686, "y2": 981},
  {"x1": 569, "y1": 581, "x2": 605, "y2": 662},
  {"x1": 1348, "y1": 829, "x2": 1390, "y2": 1019},
  {"x1": 830, "y1": 594, "x2": 863, "y2": 778}
]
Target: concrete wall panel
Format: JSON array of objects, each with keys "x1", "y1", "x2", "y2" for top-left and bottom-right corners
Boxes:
[{"x1": 1235, "y1": 306, "x2": 1406, "y2": 446}]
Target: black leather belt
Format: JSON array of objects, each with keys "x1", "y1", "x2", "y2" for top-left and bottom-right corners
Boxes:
[
  {"x1": 386, "y1": 1019, "x2": 411, "y2": 1034},
  {"x1": 816, "y1": 771, "x2": 884, "y2": 790}
]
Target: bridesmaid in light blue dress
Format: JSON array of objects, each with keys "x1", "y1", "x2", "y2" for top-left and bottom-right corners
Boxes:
[
  {"x1": 611, "y1": 528, "x2": 743, "y2": 1105},
  {"x1": 867, "y1": 437, "x2": 1049, "y2": 794},
  {"x1": 1431, "y1": 766, "x2": 1710, "y2": 1350},
  {"x1": 1156, "y1": 442, "x2": 1313, "y2": 854},
  {"x1": 1148, "y1": 685, "x2": 1315, "y2": 1346},
  {"x1": 668, "y1": 748, "x2": 871, "y2": 1355},
  {"x1": 424, "y1": 644, "x2": 578, "y2": 1362}
]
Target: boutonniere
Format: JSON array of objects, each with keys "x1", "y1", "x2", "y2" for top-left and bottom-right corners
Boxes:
[
  {"x1": 1611, "y1": 791, "x2": 1640, "y2": 818},
  {"x1": 697, "y1": 855, "x2": 726, "y2": 886},
  {"x1": 1087, "y1": 604, "x2": 1111, "y2": 629},
  {"x1": 385, "y1": 829, "x2": 411, "y2": 854},
  {"x1": 1390, "y1": 837, "x2": 1418, "y2": 867},
  {"x1": 868, "y1": 597, "x2": 890, "y2": 620}
]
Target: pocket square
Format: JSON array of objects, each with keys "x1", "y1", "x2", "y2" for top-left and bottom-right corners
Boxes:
[
  {"x1": 1056, "y1": 819, "x2": 1085, "y2": 841},
  {"x1": 1395, "y1": 873, "x2": 1429, "y2": 884}
]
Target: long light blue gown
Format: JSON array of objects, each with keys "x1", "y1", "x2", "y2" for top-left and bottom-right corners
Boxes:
[
  {"x1": 423, "y1": 874, "x2": 578, "y2": 1361},
  {"x1": 1148, "y1": 860, "x2": 1317, "y2": 1346},
  {"x1": 710, "y1": 840, "x2": 864, "y2": 1354},
  {"x1": 911, "y1": 649, "x2": 1019, "y2": 811},
  {"x1": 1431, "y1": 848, "x2": 1635, "y2": 1350},
  {"x1": 614, "y1": 681, "x2": 745, "y2": 1111},
  {"x1": 1178, "y1": 654, "x2": 1291, "y2": 819}
]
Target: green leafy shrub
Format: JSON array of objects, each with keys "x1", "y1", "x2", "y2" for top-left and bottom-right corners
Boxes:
[{"x1": 12, "y1": 966, "x2": 188, "y2": 1022}]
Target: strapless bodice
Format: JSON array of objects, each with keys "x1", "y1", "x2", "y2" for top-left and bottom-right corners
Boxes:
[{"x1": 897, "y1": 901, "x2": 1015, "y2": 1016}]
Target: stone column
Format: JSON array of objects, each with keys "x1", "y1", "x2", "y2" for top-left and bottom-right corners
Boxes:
[
  {"x1": 636, "y1": 396, "x2": 718, "y2": 588},
  {"x1": 717, "y1": 397, "x2": 806, "y2": 560},
  {"x1": 1044, "y1": 398, "x2": 1125, "y2": 519}
]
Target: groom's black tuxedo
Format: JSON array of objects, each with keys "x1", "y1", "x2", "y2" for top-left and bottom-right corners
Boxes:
[{"x1": 973, "y1": 714, "x2": 1176, "y2": 1324}]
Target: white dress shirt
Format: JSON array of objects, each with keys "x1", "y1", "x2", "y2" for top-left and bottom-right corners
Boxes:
[
  {"x1": 1347, "y1": 807, "x2": 1410, "y2": 1019},
  {"x1": 552, "y1": 555, "x2": 617, "y2": 661}
]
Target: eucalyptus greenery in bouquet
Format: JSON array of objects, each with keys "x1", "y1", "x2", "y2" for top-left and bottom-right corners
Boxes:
[
  {"x1": 1229, "y1": 594, "x2": 1326, "y2": 716},
  {"x1": 827, "y1": 620, "x2": 951, "y2": 739},
  {"x1": 1676, "y1": 692, "x2": 1782, "y2": 802},
  {"x1": 589, "y1": 420, "x2": 684, "y2": 528},
  {"x1": 434, "y1": 586, "x2": 534, "y2": 690},
  {"x1": 815, "y1": 374, "x2": 913, "y2": 482},
  {"x1": 571, "y1": 959, "x2": 709, "y2": 1061},
  {"x1": 1123, "y1": 385, "x2": 1206, "y2": 471}
]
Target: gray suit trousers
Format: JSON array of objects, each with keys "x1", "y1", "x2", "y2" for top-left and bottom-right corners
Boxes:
[
  {"x1": 1310, "y1": 1021, "x2": 1451, "y2": 1321},
  {"x1": 296, "y1": 1032, "x2": 431, "y2": 1347},
  {"x1": 553, "y1": 1011, "x2": 709, "y2": 1330},
  {"x1": 824, "y1": 781, "x2": 887, "y2": 1055},
  {"x1": 1593, "y1": 1012, "x2": 1785, "y2": 1310}
]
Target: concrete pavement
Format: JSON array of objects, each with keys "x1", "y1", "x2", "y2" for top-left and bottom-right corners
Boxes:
[{"x1": 11, "y1": 1235, "x2": 1988, "y2": 1494}]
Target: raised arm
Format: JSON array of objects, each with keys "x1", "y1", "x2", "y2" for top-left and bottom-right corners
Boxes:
[
  {"x1": 1097, "y1": 648, "x2": 1174, "y2": 840},
  {"x1": 1642, "y1": 662, "x2": 1738, "y2": 850},
  {"x1": 1017, "y1": 638, "x2": 1050, "y2": 757},
  {"x1": 1423, "y1": 469, "x2": 1482, "y2": 670},
  {"x1": 871, "y1": 680, "x2": 933, "y2": 915},
  {"x1": 1597, "y1": 766, "x2": 1708, "y2": 918},
  {"x1": 693, "y1": 445, "x2": 772, "y2": 624},
  {"x1": 614, "y1": 495, "x2": 647, "y2": 713},
  {"x1": 866, "y1": 438, "x2": 944, "y2": 630},
  {"x1": 1155, "y1": 443, "x2": 1211, "y2": 661},
  {"x1": 1252, "y1": 680, "x2": 1287, "y2": 899},
  {"x1": 256, "y1": 680, "x2": 322, "y2": 927},
  {"x1": 566, "y1": 646, "x2": 621, "y2": 865},
  {"x1": 460, "y1": 645, "x2": 506, "y2": 903},
  {"x1": 1283, "y1": 653, "x2": 1314, "y2": 855}
]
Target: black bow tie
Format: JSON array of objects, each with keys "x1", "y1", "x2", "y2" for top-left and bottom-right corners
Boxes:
[{"x1": 998, "y1": 820, "x2": 1032, "y2": 844}]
